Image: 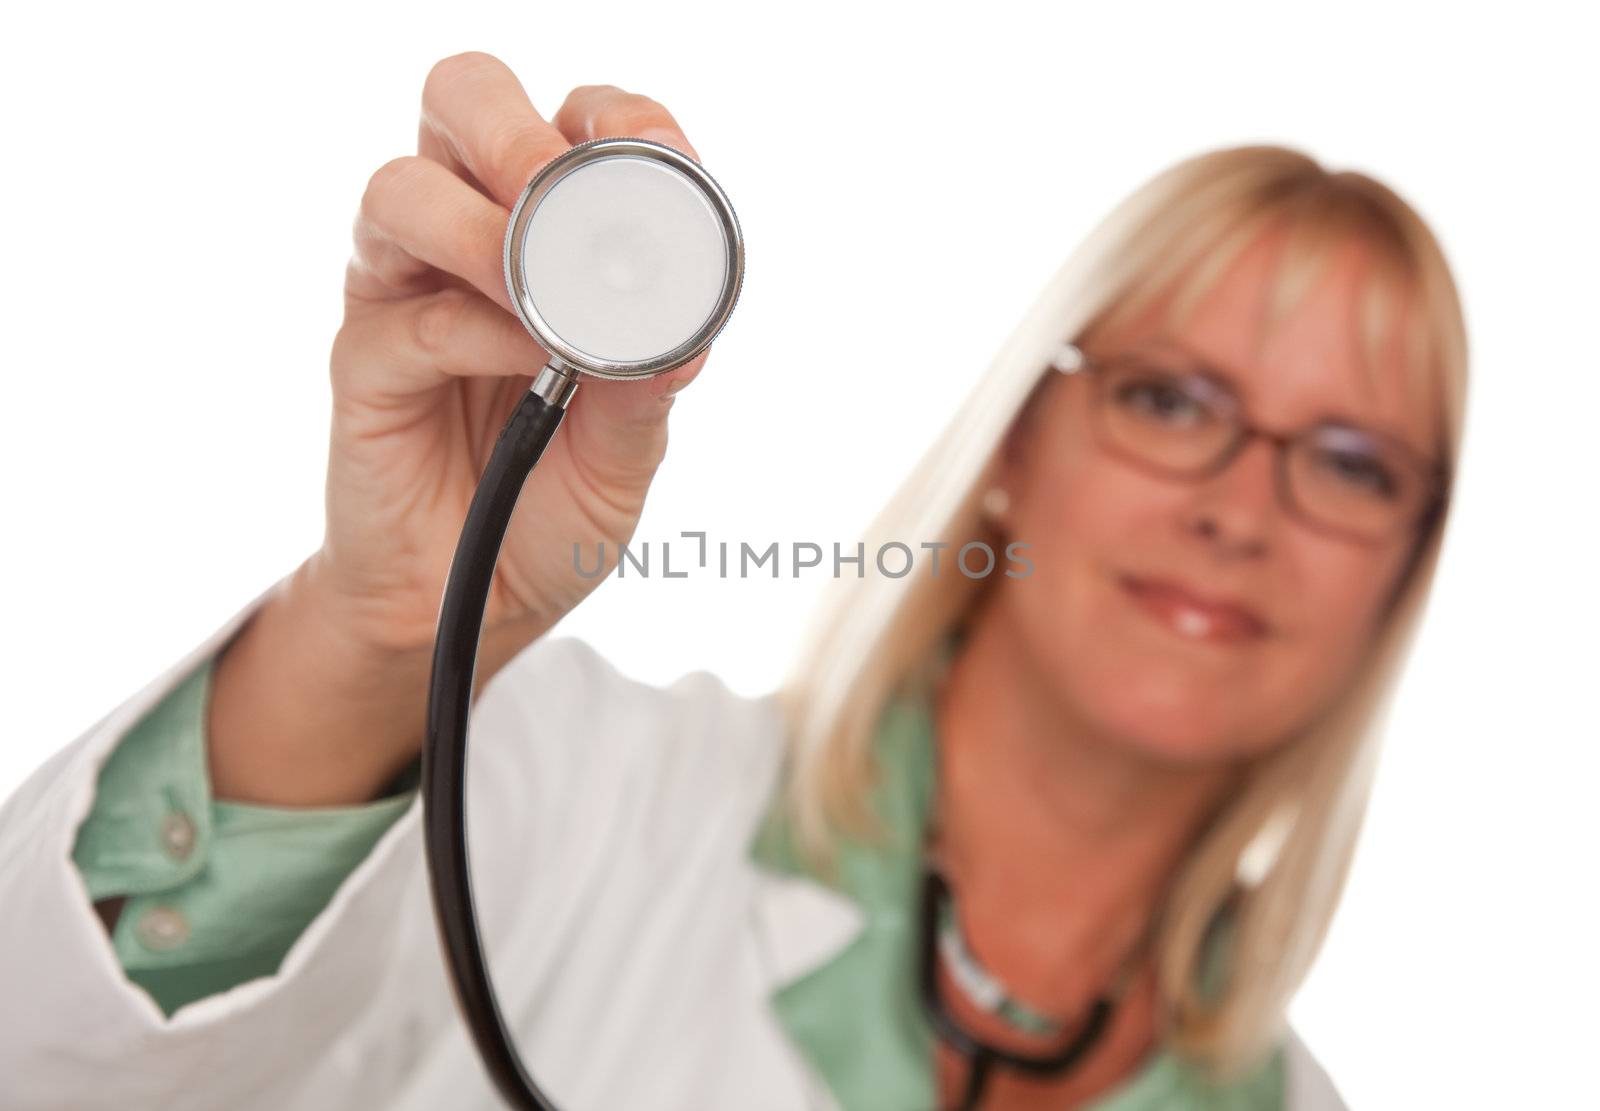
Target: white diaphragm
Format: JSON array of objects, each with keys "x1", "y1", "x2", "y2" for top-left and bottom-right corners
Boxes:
[{"x1": 505, "y1": 138, "x2": 743, "y2": 379}]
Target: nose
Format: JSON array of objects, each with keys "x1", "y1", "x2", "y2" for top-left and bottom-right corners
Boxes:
[{"x1": 1180, "y1": 434, "x2": 1280, "y2": 558}]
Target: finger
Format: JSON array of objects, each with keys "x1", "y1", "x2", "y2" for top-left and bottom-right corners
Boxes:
[
  {"x1": 415, "y1": 55, "x2": 495, "y2": 201},
  {"x1": 333, "y1": 287, "x2": 549, "y2": 401},
  {"x1": 418, "y1": 115, "x2": 491, "y2": 199},
  {"x1": 350, "y1": 155, "x2": 514, "y2": 313},
  {"x1": 564, "y1": 350, "x2": 711, "y2": 464},
  {"x1": 551, "y1": 83, "x2": 701, "y2": 161},
  {"x1": 419, "y1": 51, "x2": 569, "y2": 208}
]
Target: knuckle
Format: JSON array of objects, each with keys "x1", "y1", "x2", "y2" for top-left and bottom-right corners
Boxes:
[
  {"x1": 486, "y1": 121, "x2": 563, "y2": 194},
  {"x1": 330, "y1": 312, "x2": 374, "y2": 396},
  {"x1": 570, "y1": 82, "x2": 624, "y2": 98},
  {"x1": 411, "y1": 288, "x2": 473, "y2": 357},
  {"x1": 601, "y1": 93, "x2": 674, "y2": 135},
  {"x1": 558, "y1": 85, "x2": 686, "y2": 146},
  {"x1": 423, "y1": 51, "x2": 497, "y2": 102},
  {"x1": 360, "y1": 156, "x2": 422, "y2": 224},
  {"x1": 329, "y1": 325, "x2": 354, "y2": 391}
]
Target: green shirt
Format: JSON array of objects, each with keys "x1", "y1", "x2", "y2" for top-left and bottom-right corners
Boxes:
[
  {"x1": 72, "y1": 654, "x2": 1283, "y2": 1109},
  {"x1": 70, "y1": 657, "x2": 416, "y2": 1014}
]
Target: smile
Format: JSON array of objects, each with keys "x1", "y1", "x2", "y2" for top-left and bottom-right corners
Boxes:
[{"x1": 1117, "y1": 574, "x2": 1269, "y2": 644}]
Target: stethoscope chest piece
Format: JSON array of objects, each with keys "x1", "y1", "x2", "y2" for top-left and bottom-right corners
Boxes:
[{"x1": 504, "y1": 136, "x2": 744, "y2": 381}]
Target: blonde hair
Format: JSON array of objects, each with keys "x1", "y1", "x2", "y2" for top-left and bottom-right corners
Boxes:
[{"x1": 774, "y1": 144, "x2": 1468, "y2": 1080}]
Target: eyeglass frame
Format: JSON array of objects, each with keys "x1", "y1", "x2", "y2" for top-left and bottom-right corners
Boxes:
[{"x1": 1047, "y1": 341, "x2": 1451, "y2": 546}]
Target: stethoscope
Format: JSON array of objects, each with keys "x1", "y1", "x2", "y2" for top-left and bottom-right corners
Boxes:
[
  {"x1": 419, "y1": 135, "x2": 1118, "y2": 1111},
  {"x1": 420, "y1": 135, "x2": 744, "y2": 1111},
  {"x1": 918, "y1": 865, "x2": 1129, "y2": 1110}
]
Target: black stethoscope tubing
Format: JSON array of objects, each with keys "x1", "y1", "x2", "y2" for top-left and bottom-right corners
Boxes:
[
  {"x1": 919, "y1": 866, "x2": 1116, "y2": 1111},
  {"x1": 421, "y1": 134, "x2": 747, "y2": 1111},
  {"x1": 423, "y1": 381, "x2": 571, "y2": 1111}
]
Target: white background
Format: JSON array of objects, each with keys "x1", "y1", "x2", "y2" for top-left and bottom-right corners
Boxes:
[{"x1": 2, "y1": 2, "x2": 1595, "y2": 1106}]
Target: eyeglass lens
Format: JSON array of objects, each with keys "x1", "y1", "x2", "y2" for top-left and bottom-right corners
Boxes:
[{"x1": 1091, "y1": 360, "x2": 1432, "y2": 539}]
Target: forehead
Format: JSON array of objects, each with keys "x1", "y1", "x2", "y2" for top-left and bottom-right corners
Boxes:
[{"x1": 1106, "y1": 225, "x2": 1440, "y2": 458}]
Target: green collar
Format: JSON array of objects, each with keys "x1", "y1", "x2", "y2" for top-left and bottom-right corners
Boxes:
[{"x1": 745, "y1": 684, "x2": 1286, "y2": 1111}]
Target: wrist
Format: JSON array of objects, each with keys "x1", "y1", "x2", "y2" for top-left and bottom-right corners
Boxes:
[
  {"x1": 296, "y1": 547, "x2": 552, "y2": 698},
  {"x1": 207, "y1": 556, "x2": 434, "y2": 807}
]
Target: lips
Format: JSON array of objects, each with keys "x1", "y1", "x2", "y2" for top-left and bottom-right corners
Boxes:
[{"x1": 1118, "y1": 574, "x2": 1269, "y2": 643}]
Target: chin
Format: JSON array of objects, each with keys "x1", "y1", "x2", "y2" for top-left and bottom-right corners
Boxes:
[
  {"x1": 1074, "y1": 665, "x2": 1245, "y2": 764},
  {"x1": 1005, "y1": 573, "x2": 1294, "y2": 764}
]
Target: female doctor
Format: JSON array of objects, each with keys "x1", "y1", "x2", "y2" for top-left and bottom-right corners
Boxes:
[{"x1": 0, "y1": 51, "x2": 1464, "y2": 1111}]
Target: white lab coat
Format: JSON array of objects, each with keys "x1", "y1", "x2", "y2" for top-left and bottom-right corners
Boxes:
[{"x1": 0, "y1": 578, "x2": 1349, "y2": 1110}]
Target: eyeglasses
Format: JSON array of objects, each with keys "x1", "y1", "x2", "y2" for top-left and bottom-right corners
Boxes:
[{"x1": 1049, "y1": 343, "x2": 1449, "y2": 544}]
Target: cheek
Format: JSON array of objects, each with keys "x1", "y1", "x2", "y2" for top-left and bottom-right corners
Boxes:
[
  {"x1": 1008, "y1": 415, "x2": 1146, "y2": 644},
  {"x1": 1274, "y1": 536, "x2": 1404, "y2": 700}
]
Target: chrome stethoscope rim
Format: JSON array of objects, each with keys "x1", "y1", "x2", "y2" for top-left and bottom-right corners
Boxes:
[{"x1": 502, "y1": 135, "x2": 745, "y2": 381}]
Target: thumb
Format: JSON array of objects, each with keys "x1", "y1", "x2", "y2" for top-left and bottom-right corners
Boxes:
[
  {"x1": 573, "y1": 348, "x2": 709, "y2": 431},
  {"x1": 556, "y1": 349, "x2": 710, "y2": 485}
]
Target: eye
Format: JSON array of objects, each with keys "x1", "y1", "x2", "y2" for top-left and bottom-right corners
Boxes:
[
  {"x1": 1309, "y1": 443, "x2": 1401, "y2": 500},
  {"x1": 1110, "y1": 373, "x2": 1215, "y2": 427}
]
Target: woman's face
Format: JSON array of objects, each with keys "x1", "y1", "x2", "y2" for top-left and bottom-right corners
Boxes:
[{"x1": 997, "y1": 226, "x2": 1441, "y2": 764}]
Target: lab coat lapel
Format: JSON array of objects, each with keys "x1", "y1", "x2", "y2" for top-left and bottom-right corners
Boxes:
[
  {"x1": 746, "y1": 856, "x2": 866, "y2": 989},
  {"x1": 746, "y1": 691, "x2": 941, "y2": 1111}
]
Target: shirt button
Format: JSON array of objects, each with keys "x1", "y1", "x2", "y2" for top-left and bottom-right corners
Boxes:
[
  {"x1": 137, "y1": 906, "x2": 191, "y2": 951},
  {"x1": 159, "y1": 810, "x2": 196, "y2": 862}
]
